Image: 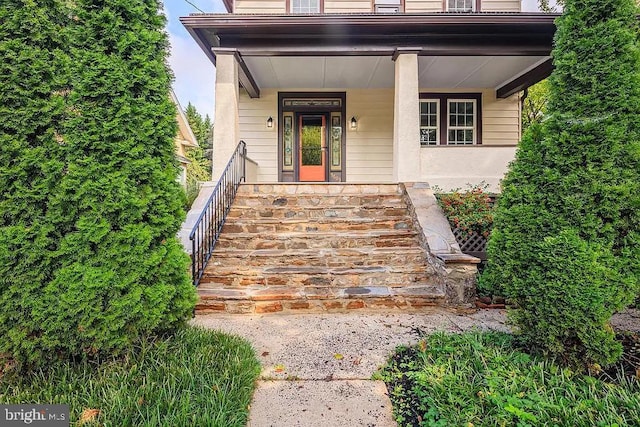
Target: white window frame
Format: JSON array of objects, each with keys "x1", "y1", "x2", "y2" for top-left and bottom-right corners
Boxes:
[
  {"x1": 419, "y1": 99, "x2": 439, "y2": 146},
  {"x1": 446, "y1": 0, "x2": 475, "y2": 12},
  {"x1": 291, "y1": 0, "x2": 321, "y2": 13},
  {"x1": 374, "y1": 0, "x2": 403, "y2": 13},
  {"x1": 446, "y1": 99, "x2": 477, "y2": 145}
]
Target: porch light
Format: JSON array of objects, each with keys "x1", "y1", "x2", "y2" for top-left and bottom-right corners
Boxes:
[
  {"x1": 350, "y1": 116, "x2": 357, "y2": 130},
  {"x1": 266, "y1": 116, "x2": 274, "y2": 129}
]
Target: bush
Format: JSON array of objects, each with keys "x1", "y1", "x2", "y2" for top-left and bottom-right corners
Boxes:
[
  {"x1": 435, "y1": 183, "x2": 494, "y2": 240},
  {"x1": 481, "y1": 0, "x2": 640, "y2": 368},
  {"x1": 0, "y1": 0, "x2": 196, "y2": 370}
]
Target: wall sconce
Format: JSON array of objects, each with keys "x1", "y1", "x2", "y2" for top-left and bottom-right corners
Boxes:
[
  {"x1": 350, "y1": 116, "x2": 357, "y2": 130},
  {"x1": 266, "y1": 116, "x2": 274, "y2": 129}
]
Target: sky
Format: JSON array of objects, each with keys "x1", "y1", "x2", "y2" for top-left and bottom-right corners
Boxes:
[{"x1": 164, "y1": 0, "x2": 545, "y2": 121}]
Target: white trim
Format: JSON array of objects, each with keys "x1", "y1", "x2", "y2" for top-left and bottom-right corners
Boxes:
[
  {"x1": 494, "y1": 56, "x2": 552, "y2": 90},
  {"x1": 419, "y1": 99, "x2": 439, "y2": 146},
  {"x1": 446, "y1": 99, "x2": 476, "y2": 145},
  {"x1": 446, "y1": 0, "x2": 475, "y2": 12}
]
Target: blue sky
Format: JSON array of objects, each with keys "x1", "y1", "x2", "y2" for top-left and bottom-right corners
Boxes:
[{"x1": 164, "y1": 0, "x2": 544, "y2": 120}]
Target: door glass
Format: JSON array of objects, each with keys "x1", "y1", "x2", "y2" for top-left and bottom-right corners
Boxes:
[{"x1": 300, "y1": 116, "x2": 323, "y2": 166}]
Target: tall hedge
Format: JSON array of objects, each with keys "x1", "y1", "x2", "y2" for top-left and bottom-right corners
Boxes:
[
  {"x1": 0, "y1": 0, "x2": 196, "y2": 369},
  {"x1": 482, "y1": 0, "x2": 640, "y2": 367}
]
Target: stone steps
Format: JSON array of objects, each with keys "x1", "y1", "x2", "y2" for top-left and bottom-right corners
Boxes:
[
  {"x1": 208, "y1": 247, "x2": 428, "y2": 267},
  {"x1": 227, "y1": 204, "x2": 408, "y2": 220},
  {"x1": 196, "y1": 285, "x2": 446, "y2": 314},
  {"x1": 221, "y1": 218, "x2": 412, "y2": 233},
  {"x1": 197, "y1": 183, "x2": 448, "y2": 314}
]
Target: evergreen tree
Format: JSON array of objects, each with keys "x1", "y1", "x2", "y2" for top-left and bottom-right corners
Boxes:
[
  {"x1": 482, "y1": 0, "x2": 640, "y2": 367},
  {"x1": 0, "y1": 0, "x2": 196, "y2": 369}
]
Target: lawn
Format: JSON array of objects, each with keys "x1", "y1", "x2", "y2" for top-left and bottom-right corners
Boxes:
[
  {"x1": 378, "y1": 332, "x2": 640, "y2": 427},
  {"x1": 0, "y1": 326, "x2": 260, "y2": 426}
]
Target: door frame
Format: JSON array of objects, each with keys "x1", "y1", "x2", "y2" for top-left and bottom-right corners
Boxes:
[
  {"x1": 278, "y1": 92, "x2": 346, "y2": 182},
  {"x1": 297, "y1": 113, "x2": 329, "y2": 182}
]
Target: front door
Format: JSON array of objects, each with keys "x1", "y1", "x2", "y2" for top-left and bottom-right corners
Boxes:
[{"x1": 298, "y1": 114, "x2": 327, "y2": 182}]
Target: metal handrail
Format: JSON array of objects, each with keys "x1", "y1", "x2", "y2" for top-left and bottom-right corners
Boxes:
[{"x1": 189, "y1": 141, "x2": 247, "y2": 286}]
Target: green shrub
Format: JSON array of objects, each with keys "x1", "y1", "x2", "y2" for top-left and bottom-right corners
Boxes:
[
  {"x1": 435, "y1": 183, "x2": 494, "y2": 240},
  {"x1": 481, "y1": 0, "x2": 640, "y2": 368},
  {"x1": 0, "y1": 0, "x2": 196, "y2": 370}
]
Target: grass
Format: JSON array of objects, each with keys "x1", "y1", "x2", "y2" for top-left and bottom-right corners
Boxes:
[
  {"x1": 0, "y1": 326, "x2": 260, "y2": 426},
  {"x1": 377, "y1": 332, "x2": 640, "y2": 427}
]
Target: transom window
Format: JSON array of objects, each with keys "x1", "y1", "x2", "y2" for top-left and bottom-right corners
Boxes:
[
  {"x1": 291, "y1": 0, "x2": 321, "y2": 13},
  {"x1": 420, "y1": 100, "x2": 439, "y2": 146},
  {"x1": 447, "y1": 0, "x2": 474, "y2": 12},
  {"x1": 419, "y1": 94, "x2": 482, "y2": 146}
]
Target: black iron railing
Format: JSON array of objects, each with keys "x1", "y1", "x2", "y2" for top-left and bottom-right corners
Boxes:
[{"x1": 189, "y1": 141, "x2": 247, "y2": 286}]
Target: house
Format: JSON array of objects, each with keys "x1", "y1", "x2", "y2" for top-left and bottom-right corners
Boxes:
[
  {"x1": 178, "y1": 2, "x2": 557, "y2": 313},
  {"x1": 181, "y1": 1, "x2": 557, "y2": 191},
  {"x1": 171, "y1": 91, "x2": 199, "y2": 187}
]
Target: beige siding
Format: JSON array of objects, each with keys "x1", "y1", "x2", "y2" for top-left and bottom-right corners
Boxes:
[
  {"x1": 404, "y1": 0, "x2": 444, "y2": 12},
  {"x1": 482, "y1": 91, "x2": 521, "y2": 146},
  {"x1": 238, "y1": 89, "x2": 279, "y2": 182},
  {"x1": 234, "y1": 0, "x2": 286, "y2": 13},
  {"x1": 324, "y1": 0, "x2": 372, "y2": 13},
  {"x1": 346, "y1": 89, "x2": 394, "y2": 182},
  {"x1": 481, "y1": 0, "x2": 521, "y2": 12}
]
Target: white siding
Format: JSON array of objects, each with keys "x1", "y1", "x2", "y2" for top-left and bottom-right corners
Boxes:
[
  {"x1": 325, "y1": 0, "x2": 372, "y2": 12},
  {"x1": 404, "y1": 0, "x2": 444, "y2": 12},
  {"x1": 481, "y1": 0, "x2": 521, "y2": 12},
  {"x1": 238, "y1": 89, "x2": 279, "y2": 182},
  {"x1": 346, "y1": 89, "x2": 394, "y2": 182},
  {"x1": 234, "y1": 0, "x2": 286, "y2": 13}
]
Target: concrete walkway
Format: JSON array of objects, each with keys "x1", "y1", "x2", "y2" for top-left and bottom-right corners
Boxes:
[{"x1": 193, "y1": 309, "x2": 508, "y2": 427}]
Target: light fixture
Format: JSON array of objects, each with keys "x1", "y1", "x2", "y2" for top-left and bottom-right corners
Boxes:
[
  {"x1": 350, "y1": 116, "x2": 357, "y2": 130},
  {"x1": 266, "y1": 116, "x2": 274, "y2": 129}
]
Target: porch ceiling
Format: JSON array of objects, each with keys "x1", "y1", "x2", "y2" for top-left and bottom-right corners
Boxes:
[{"x1": 243, "y1": 55, "x2": 550, "y2": 90}]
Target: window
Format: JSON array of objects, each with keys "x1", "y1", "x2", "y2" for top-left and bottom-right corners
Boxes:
[
  {"x1": 374, "y1": 0, "x2": 403, "y2": 13},
  {"x1": 447, "y1": 0, "x2": 474, "y2": 12},
  {"x1": 447, "y1": 100, "x2": 476, "y2": 145},
  {"x1": 291, "y1": 0, "x2": 321, "y2": 13},
  {"x1": 420, "y1": 100, "x2": 439, "y2": 146},
  {"x1": 419, "y1": 94, "x2": 482, "y2": 146}
]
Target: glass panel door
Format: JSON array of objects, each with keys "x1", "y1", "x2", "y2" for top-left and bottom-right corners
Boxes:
[{"x1": 298, "y1": 114, "x2": 327, "y2": 182}]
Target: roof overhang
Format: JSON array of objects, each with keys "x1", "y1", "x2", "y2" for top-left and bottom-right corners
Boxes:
[{"x1": 180, "y1": 13, "x2": 559, "y2": 98}]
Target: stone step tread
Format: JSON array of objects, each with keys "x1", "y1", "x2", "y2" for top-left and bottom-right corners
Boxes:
[
  {"x1": 217, "y1": 230, "x2": 419, "y2": 240},
  {"x1": 210, "y1": 247, "x2": 426, "y2": 258},
  {"x1": 197, "y1": 285, "x2": 445, "y2": 301},
  {"x1": 229, "y1": 203, "x2": 407, "y2": 210},
  {"x1": 236, "y1": 184, "x2": 402, "y2": 196},
  {"x1": 205, "y1": 265, "x2": 431, "y2": 275},
  {"x1": 225, "y1": 217, "x2": 411, "y2": 225}
]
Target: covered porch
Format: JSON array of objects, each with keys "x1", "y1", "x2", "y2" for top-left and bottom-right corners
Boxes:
[{"x1": 181, "y1": 13, "x2": 557, "y2": 191}]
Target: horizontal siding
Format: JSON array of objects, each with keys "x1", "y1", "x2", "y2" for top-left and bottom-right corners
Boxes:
[
  {"x1": 325, "y1": 0, "x2": 372, "y2": 12},
  {"x1": 482, "y1": 91, "x2": 521, "y2": 146},
  {"x1": 404, "y1": 0, "x2": 444, "y2": 12},
  {"x1": 234, "y1": 0, "x2": 286, "y2": 13},
  {"x1": 238, "y1": 89, "x2": 279, "y2": 182},
  {"x1": 345, "y1": 89, "x2": 394, "y2": 183},
  {"x1": 481, "y1": 0, "x2": 521, "y2": 12}
]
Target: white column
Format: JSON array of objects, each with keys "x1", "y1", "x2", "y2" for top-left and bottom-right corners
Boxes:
[
  {"x1": 392, "y1": 50, "x2": 421, "y2": 183},
  {"x1": 212, "y1": 50, "x2": 240, "y2": 182}
]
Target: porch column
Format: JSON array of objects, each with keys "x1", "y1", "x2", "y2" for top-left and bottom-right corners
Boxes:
[
  {"x1": 212, "y1": 49, "x2": 240, "y2": 182},
  {"x1": 392, "y1": 49, "x2": 421, "y2": 183}
]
